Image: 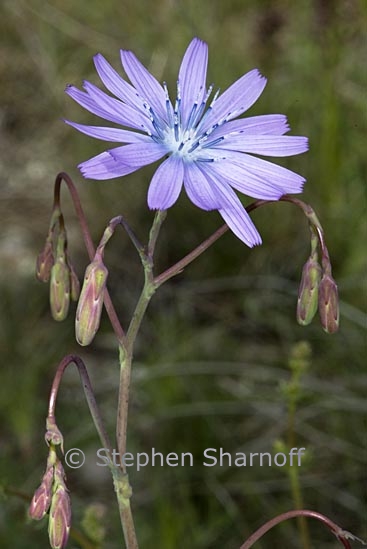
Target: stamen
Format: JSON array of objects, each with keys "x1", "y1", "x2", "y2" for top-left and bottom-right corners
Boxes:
[
  {"x1": 186, "y1": 102, "x2": 198, "y2": 131},
  {"x1": 163, "y1": 82, "x2": 174, "y2": 127},
  {"x1": 191, "y1": 84, "x2": 213, "y2": 129},
  {"x1": 143, "y1": 100, "x2": 166, "y2": 140},
  {"x1": 188, "y1": 141, "x2": 200, "y2": 153},
  {"x1": 195, "y1": 87, "x2": 220, "y2": 134},
  {"x1": 174, "y1": 113, "x2": 179, "y2": 141},
  {"x1": 202, "y1": 136, "x2": 224, "y2": 149}
]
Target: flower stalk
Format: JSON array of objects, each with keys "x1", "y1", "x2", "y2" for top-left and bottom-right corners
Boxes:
[
  {"x1": 32, "y1": 172, "x2": 345, "y2": 549},
  {"x1": 239, "y1": 509, "x2": 356, "y2": 549}
]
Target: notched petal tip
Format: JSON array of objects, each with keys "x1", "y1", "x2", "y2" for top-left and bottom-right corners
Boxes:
[
  {"x1": 147, "y1": 202, "x2": 159, "y2": 211},
  {"x1": 249, "y1": 235, "x2": 263, "y2": 248},
  {"x1": 77, "y1": 163, "x2": 89, "y2": 178},
  {"x1": 191, "y1": 36, "x2": 206, "y2": 45},
  {"x1": 251, "y1": 68, "x2": 267, "y2": 83},
  {"x1": 64, "y1": 84, "x2": 76, "y2": 94}
]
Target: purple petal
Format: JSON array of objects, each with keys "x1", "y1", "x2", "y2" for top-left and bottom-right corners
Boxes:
[
  {"x1": 109, "y1": 142, "x2": 167, "y2": 168},
  {"x1": 66, "y1": 85, "x2": 128, "y2": 126},
  {"x1": 212, "y1": 135, "x2": 309, "y2": 157},
  {"x1": 78, "y1": 151, "x2": 140, "y2": 180},
  {"x1": 147, "y1": 156, "x2": 184, "y2": 210},
  {"x1": 64, "y1": 120, "x2": 152, "y2": 143},
  {"x1": 82, "y1": 81, "x2": 152, "y2": 131},
  {"x1": 120, "y1": 50, "x2": 167, "y2": 121},
  {"x1": 205, "y1": 162, "x2": 284, "y2": 200},
  {"x1": 209, "y1": 114, "x2": 290, "y2": 138},
  {"x1": 183, "y1": 163, "x2": 222, "y2": 210},
  {"x1": 214, "y1": 182, "x2": 262, "y2": 247},
  {"x1": 178, "y1": 38, "x2": 208, "y2": 126},
  {"x1": 215, "y1": 151, "x2": 306, "y2": 194},
  {"x1": 93, "y1": 54, "x2": 146, "y2": 113},
  {"x1": 200, "y1": 69, "x2": 267, "y2": 134}
]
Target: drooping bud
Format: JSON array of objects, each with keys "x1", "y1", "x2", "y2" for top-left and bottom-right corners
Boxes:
[
  {"x1": 75, "y1": 254, "x2": 108, "y2": 346},
  {"x1": 297, "y1": 255, "x2": 322, "y2": 325},
  {"x1": 48, "y1": 462, "x2": 71, "y2": 549},
  {"x1": 318, "y1": 272, "x2": 339, "y2": 333},
  {"x1": 50, "y1": 256, "x2": 70, "y2": 321},
  {"x1": 29, "y1": 465, "x2": 54, "y2": 520},
  {"x1": 49, "y1": 229, "x2": 71, "y2": 321},
  {"x1": 36, "y1": 238, "x2": 54, "y2": 282}
]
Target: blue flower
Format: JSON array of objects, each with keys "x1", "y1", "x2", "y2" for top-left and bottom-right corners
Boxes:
[{"x1": 65, "y1": 38, "x2": 308, "y2": 247}]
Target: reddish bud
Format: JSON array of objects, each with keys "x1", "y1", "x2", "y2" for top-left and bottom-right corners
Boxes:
[
  {"x1": 318, "y1": 273, "x2": 339, "y2": 333},
  {"x1": 297, "y1": 256, "x2": 322, "y2": 325},
  {"x1": 75, "y1": 257, "x2": 108, "y2": 346},
  {"x1": 29, "y1": 466, "x2": 54, "y2": 520},
  {"x1": 36, "y1": 239, "x2": 54, "y2": 282}
]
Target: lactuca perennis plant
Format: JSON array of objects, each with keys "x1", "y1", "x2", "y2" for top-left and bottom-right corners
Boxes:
[{"x1": 28, "y1": 37, "x2": 358, "y2": 549}]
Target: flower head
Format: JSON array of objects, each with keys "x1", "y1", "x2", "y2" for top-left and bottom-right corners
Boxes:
[
  {"x1": 65, "y1": 38, "x2": 308, "y2": 246},
  {"x1": 75, "y1": 252, "x2": 108, "y2": 346}
]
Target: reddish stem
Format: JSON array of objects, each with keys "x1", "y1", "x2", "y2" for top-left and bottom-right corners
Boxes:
[
  {"x1": 154, "y1": 196, "x2": 329, "y2": 287},
  {"x1": 240, "y1": 509, "x2": 354, "y2": 549},
  {"x1": 53, "y1": 172, "x2": 126, "y2": 345},
  {"x1": 48, "y1": 354, "x2": 113, "y2": 454}
]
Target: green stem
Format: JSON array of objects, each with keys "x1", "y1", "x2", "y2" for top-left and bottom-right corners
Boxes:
[{"x1": 114, "y1": 211, "x2": 167, "y2": 548}]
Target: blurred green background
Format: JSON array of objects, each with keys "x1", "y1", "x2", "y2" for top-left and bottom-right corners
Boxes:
[{"x1": 0, "y1": 0, "x2": 366, "y2": 548}]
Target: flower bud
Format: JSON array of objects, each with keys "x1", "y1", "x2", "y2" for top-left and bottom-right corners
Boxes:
[
  {"x1": 29, "y1": 466, "x2": 54, "y2": 520},
  {"x1": 50, "y1": 257, "x2": 70, "y2": 321},
  {"x1": 318, "y1": 273, "x2": 339, "y2": 333},
  {"x1": 48, "y1": 469, "x2": 71, "y2": 549},
  {"x1": 75, "y1": 257, "x2": 108, "y2": 346},
  {"x1": 297, "y1": 256, "x2": 322, "y2": 325},
  {"x1": 45, "y1": 417, "x2": 64, "y2": 453},
  {"x1": 36, "y1": 239, "x2": 54, "y2": 283}
]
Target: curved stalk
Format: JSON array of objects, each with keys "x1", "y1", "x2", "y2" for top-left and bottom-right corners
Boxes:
[{"x1": 240, "y1": 509, "x2": 354, "y2": 549}]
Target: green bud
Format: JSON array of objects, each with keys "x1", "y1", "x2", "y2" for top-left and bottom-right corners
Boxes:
[
  {"x1": 29, "y1": 466, "x2": 54, "y2": 520},
  {"x1": 318, "y1": 273, "x2": 339, "y2": 333},
  {"x1": 297, "y1": 256, "x2": 322, "y2": 325},
  {"x1": 36, "y1": 239, "x2": 54, "y2": 283},
  {"x1": 48, "y1": 464, "x2": 71, "y2": 549},
  {"x1": 50, "y1": 257, "x2": 70, "y2": 321},
  {"x1": 75, "y1": 257, "x2": 108, "y2": 346}
]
